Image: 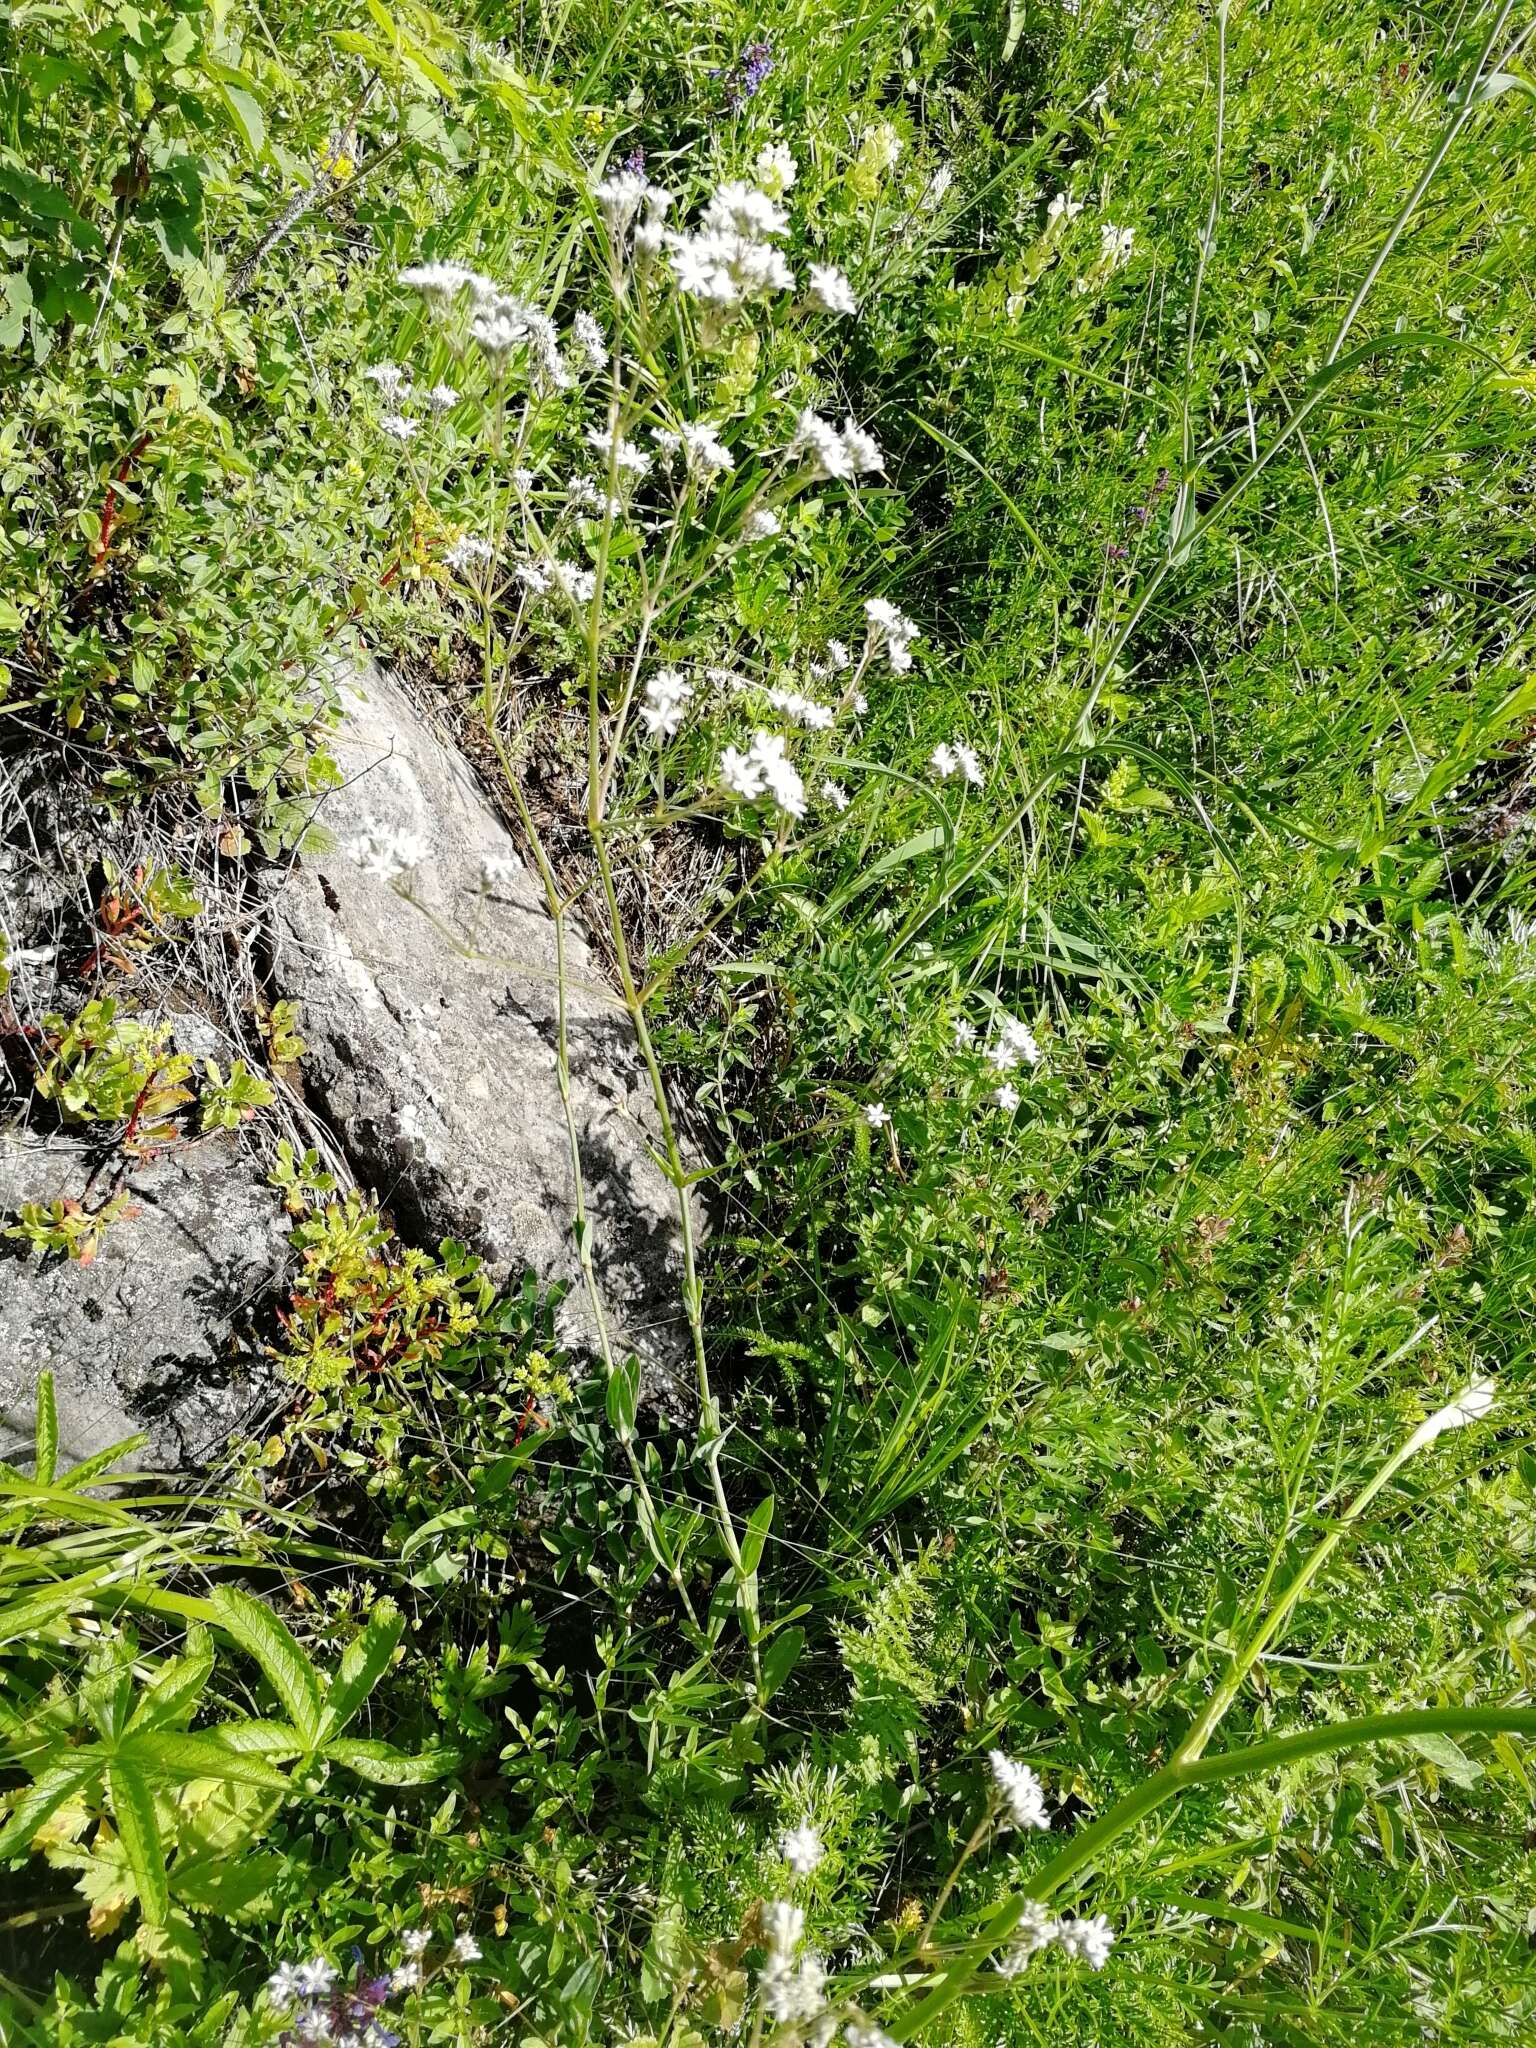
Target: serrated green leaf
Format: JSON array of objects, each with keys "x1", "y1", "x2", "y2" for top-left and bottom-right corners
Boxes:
[
  {"x1": 34, "y1": 1371, "x2": 57, "y2": 1486},
  {"x1": 106, "y1": 1762, "x2": 168, "y2": 1925},
  {"x1": 0, "y1": 1752, "x2": 103, "y2": 1858},
  {"x1": 216, "y1": 81, "x2": 265, "y2": 160},
  {"x1": 319, "y1": 1599, "x2": 403, "y2": 1742},
  {"x1": 322, "y1": 1737, "x2": 460, "y2": 1785},
  {"x1": 126, "y1": 1648, "x2": 215, "y2": 1734},
  {"x1": 209, "y1": 1588, "x2": 324, "y2": 1745},
  {"x1": 120, "y1": 1729, "x2": 292, "y2": 1791}
]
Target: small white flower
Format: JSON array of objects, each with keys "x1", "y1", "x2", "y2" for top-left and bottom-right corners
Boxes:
[
  {"x1": 721, "y1": 743, "x2": 767, "y2": 801},
  {"x1": 295, "y1": 1958, "x2": 339, "y2": 1997},
  {"x1": 266, "y1": 1962, "x2": 303, "y2": 2007},
  {"x1": 826, "y1": 640, "x2": 850, "y2": 671},
  {"x1": 511, "y1": 466, "x2": 536, "y2": 494},
  {"x1": 425, "y1": 382, "x2": 459, "y2": 413},
  {"x1": 820, "y1": 779, "x2": 850, "y2": 812},
  {"x1": 364, "y1": 361, "x2": 411, "y2": 400},
  {"x1": 400, "y1": 260, "x2": 491, "y2": 302},
  {"x1": 401, "y1": 1929, "x2": 431, "y2": 1957},
  {"x1": 807, "y1": 264, "x2": 857, "y2": 317},
  {"x1": 1047, "y1": 189, "x2": 1084, "y2": 226},
  {"x1": 515, "y1": 558, "x2": 553, "y2": 594},
  {"x1": 378, "y1": 412, "x2": 418, "y2": 444},
  {"x1": 931, "y1": 737, "x2": 984, "y2": 785},
  {"x1": 744, "y1": 506, "x2": 782, "y2": 541},
  {"x1": 451, "y1": 1932, "x2": 482, "y2": 1964},
  {"x1": 348, "y1": 819, "x2": 430, "y2": 880},
  {"x1": 864, "y1": 1103, "x2": 891, "y2": 1129},
  {"x1": 1058, "y1": 1912, "x2": 1115, "y2": 1969},
  {"x1": 953, "y1": 1019, "x2": 977, "y2": 1048},
  {"x1": 641, "y1": 666, "x2": 694, "y2": 738},
  {"x1": 443, "y1": 534, "x2": 495, "y2": 574},
  {"x1": 996, "y1": 1900, "x2": 1058, "y2": 1974},
  {"x1": 755, "y1": 142, "x2": 799, "y2": 198},
  {"x1": 719, "y1": 730, "x2": 805, "y2": 817},
  {"x1": 391, "y1": 1963, "x2": 422, "y2": 1992},
  {"x1": 986, "y1": 1016, "x2": 1042, "y2": 1072},
  {"x1": 779, "y1": 1823, "x2": 825, "y2": 1875},
  {"x1": 571, "y1": 309, "x2": 608, "y2": 371},
  {"x1": 989, "y1": 1749, "x2": 1050, "y2": 1831},
  {"x1": 995, "y1": 1082, "x2": 1021, "y2": 1111}
]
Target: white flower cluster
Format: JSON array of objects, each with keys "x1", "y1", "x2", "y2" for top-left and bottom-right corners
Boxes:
[
  {"x1": 398, "y1": 261, "x2": 577, "y2": 390},
  {"x1": 364, "y1": 361, "x2": 411, "y2": 401},
  {"x1": 758, "y1": 1900, "x2": 827, "y2": 2027},
  {"x1": 668, "y1": 180, "x2": 796, "y2": 304},
  {"x1": 779, "y1": 1822, "x2": 826, "y2": 1875},
  {"x1": 765, "y1": 685, "x2": 836, "y2": 730},
  {"x1": 653, "y1": 420, "x2": 736, "y2": 480},
  {"x1": 792, "y1": 409, "x2": 884, "y2": 481},
  {"x1": 985, "y1": 1015, "x2": 1041, "y2": 1072},
  {"x1": 642, "y1": 667, "x2": 693, "y2": 738},
  {"x1": 348, "y1": 818, "x2": 430, "y2": 881},
  {"x1": 587, "y1": 423, "x2": 652, "y2": 476},
  {"x1": 931, "y1": 739, "x2": 984, "y2": 786},
  {"x1": 720, "y1": 730, "x2": 806, "y2": 818},
  {"x1": 989, "y1": 1748, "x2": 1051, "y2": 1831},
  {"x1": 863, "y1": 598, "x2": 919, "y2": 672},
  {"x1": 443, "y1": 534, "x2": 495, "y2": 575},
  {"x1": 997, "y1": 1900, "x2": 1116, "y2": 1975},
  {"x1": 807, "y1": 263, "x2": 857, "y2": 317},
  {"x1": 755, "y1": 141, "x2": 798, "y2": 198}
]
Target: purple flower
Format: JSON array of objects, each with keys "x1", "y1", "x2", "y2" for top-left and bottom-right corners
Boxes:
[{"x1": 624, "y1": 145, "x2": 646, "y2": 175}]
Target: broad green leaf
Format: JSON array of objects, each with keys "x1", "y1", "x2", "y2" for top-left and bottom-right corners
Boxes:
[
  {"x1": 172, "y1": 1848, "x2": 284, "y2": 1919},
  {"x1": 210, "y1": 1587, "x2": 324, "y2": 1745},
  {"x1": 319, "y1": 1599, "x2": 403, "y2": 1743},
  {"x1": 1403, "y1": 1732, "x2": 1484, "y2": 1788},
  {"x1": 216, "y1": 81, "x2": 265, "y2": 160},
  {"x1": 323, "y1": 1738, "x2": 460, "y2": 1786},
  {"x1": 34, "y1": 1372, "x2": 57, "y2": 1486},
  {"x1": 760, "y1": 1626, "x2": 804, "y2": 1702},
  {"x1": 106, "y1": 1762, "x2": 169, "y2": 1926}
]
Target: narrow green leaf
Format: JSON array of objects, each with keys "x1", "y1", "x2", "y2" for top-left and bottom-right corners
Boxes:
[
  {"x1": 738, "y1": 1496, "x2": 774, "y2": 1578},
  {"x1": 107, "y1": 1761, "x2": 170, "y2": 1926},
  {"x1": 319, "y1": 1599, "x2": 403, "y2": 1743},
  {"x1": 210, "y1": 1588, "x2": 324, "y2": 1746},
  {"x1": 34, "y1": 1372, "x2": 57, "y2": 1486}
]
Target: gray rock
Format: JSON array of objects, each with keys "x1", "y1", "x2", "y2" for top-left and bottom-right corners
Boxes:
[
  {"x1": 264, "y1": 657, "x2": 694, "y2": 1409},
  {"x1": 0, "y1": 1130, "x2": 291, "y2": 1472}
]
